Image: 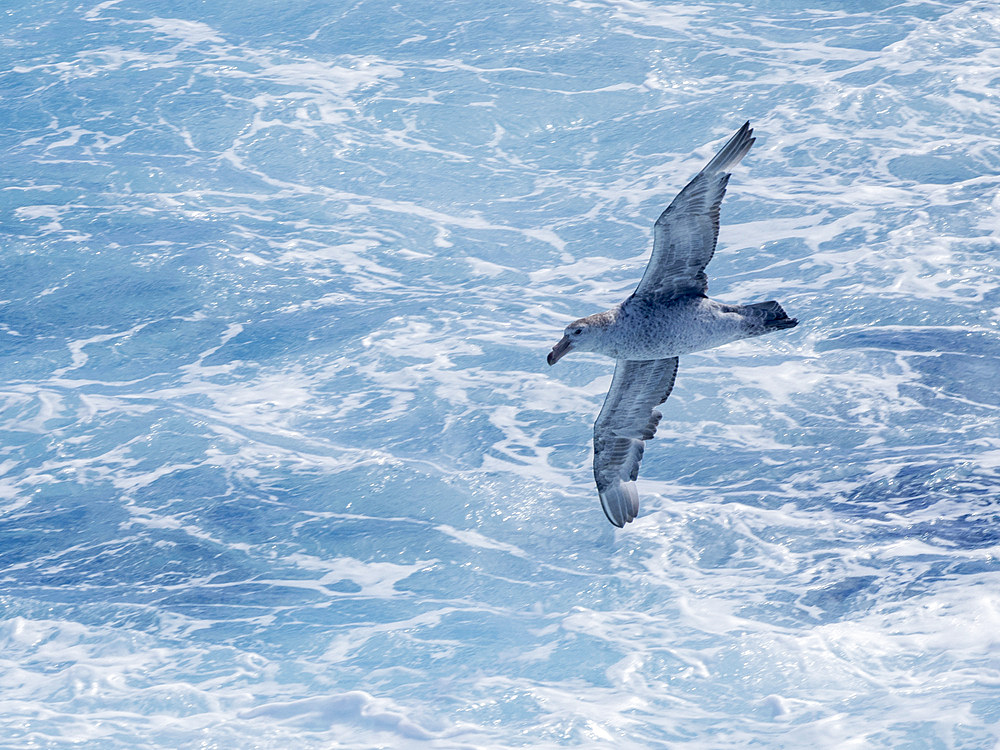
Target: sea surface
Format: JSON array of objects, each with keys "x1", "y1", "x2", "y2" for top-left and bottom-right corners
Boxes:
[{"x1": 2, "y1": 0, "x2": 999, "y2": 747}]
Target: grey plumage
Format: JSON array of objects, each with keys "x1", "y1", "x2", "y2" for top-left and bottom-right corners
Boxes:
[
  {"x1": 593, "y1": 357, "x2": 678, "y2": 526},
  {"x1": 636, "y1": 121, "x2": 754, "y2": 299},
  {"x1": 547, "y1": 122, "x2": 798, "y2": 527}
]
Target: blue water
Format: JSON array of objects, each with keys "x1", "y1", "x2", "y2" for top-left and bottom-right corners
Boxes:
[{"x1": 2, "y1": 0, "x2": 999, "y2": 747}]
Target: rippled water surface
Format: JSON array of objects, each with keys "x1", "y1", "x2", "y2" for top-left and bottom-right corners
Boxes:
[{"x1": 2, "y1": 0, "x2": 1000, "y2": 747}]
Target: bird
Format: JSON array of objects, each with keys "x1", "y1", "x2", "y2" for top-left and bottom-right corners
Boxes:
[{"x1": 546, "y1": 122, "x2": 797, "y2": 527}]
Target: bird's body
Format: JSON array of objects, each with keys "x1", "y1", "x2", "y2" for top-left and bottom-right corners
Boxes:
[
  {"x1": 575, "y1": 295, "x2": 784, "y2": 361},
  {"x1": 547, "y1": 122, "x2": 798, "y2": 527}
]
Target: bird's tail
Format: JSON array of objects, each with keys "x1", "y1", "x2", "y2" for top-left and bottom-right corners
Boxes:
[{"x1": 743, "y1": 300, "x2": 798, "y2": 332}]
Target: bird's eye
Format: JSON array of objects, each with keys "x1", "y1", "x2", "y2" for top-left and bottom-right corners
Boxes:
[{"x1": 573, "y1": 328, "x2": 583, "y2": 335}]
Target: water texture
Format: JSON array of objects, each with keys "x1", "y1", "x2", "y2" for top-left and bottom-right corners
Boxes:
[{"x1": 1, "y1": 0, "x2": 999, "y2": 747}]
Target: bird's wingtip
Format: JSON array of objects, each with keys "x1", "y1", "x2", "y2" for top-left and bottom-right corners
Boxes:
[
  {"x1": 599, "y1": 482, "x2": 640, "y2": 527},
  {"x1": 702, "y1": 120, "x2": 756, "y2": 176}
]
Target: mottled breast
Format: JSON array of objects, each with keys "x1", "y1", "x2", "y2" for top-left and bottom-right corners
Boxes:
[{"x1": 607, "y1": 296, "x2": 748, "y2": 360}]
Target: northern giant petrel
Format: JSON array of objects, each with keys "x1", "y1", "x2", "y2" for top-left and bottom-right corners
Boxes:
[{"x1": 547, "y1": 122, "x2": 798, "y2": 527}]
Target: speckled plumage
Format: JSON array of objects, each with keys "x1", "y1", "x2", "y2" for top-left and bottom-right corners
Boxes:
[{"x1": 547, "y1": 122, "x2": 798, "y2": 527}]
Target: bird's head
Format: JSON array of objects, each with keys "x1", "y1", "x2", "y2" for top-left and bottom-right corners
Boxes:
[{"x1": 547, "y1": 314, "x2": 609, "y2": 365}]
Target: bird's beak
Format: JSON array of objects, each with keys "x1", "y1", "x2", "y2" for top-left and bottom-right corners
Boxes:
[{"x1": 547, "y1": 335, "x2": 573, "y2": 365}]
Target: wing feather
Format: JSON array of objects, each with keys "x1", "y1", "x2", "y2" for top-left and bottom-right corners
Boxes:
[
  {"x1": 633, "y1": 122, "x2": 755, "y2": 299},
  {"x1": 593, "y1": 357, "x2": 679, "y2": 526}
]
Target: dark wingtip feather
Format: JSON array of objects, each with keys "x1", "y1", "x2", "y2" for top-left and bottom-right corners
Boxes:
[
  {"x1": 702, "y1": 121, "x2": 755, "y2": 176},
  {"x1": 599, "y1": 483, "x2": 639, "y2": 527}
]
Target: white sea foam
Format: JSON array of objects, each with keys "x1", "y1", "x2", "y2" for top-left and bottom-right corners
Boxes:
[{"x1": 2, "y1": 0, "x2": 999, "y2": 747}]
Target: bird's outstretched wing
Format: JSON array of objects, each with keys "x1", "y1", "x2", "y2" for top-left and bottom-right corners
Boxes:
[
  {"x1": 593, "y1": 357, "x2": 679, "y2": 527},
  {"x1": 633, "y1": 121, "x2": 755, "y2": 299}
]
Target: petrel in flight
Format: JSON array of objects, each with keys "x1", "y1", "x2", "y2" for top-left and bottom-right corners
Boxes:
[{"x1": 547, "y1": 122, "x2": 797, "y2": 527}]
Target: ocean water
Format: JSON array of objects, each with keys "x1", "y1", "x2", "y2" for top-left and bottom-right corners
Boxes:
[{"x1": 2, "y1": 0, "x2": 999, "y2": 747}]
